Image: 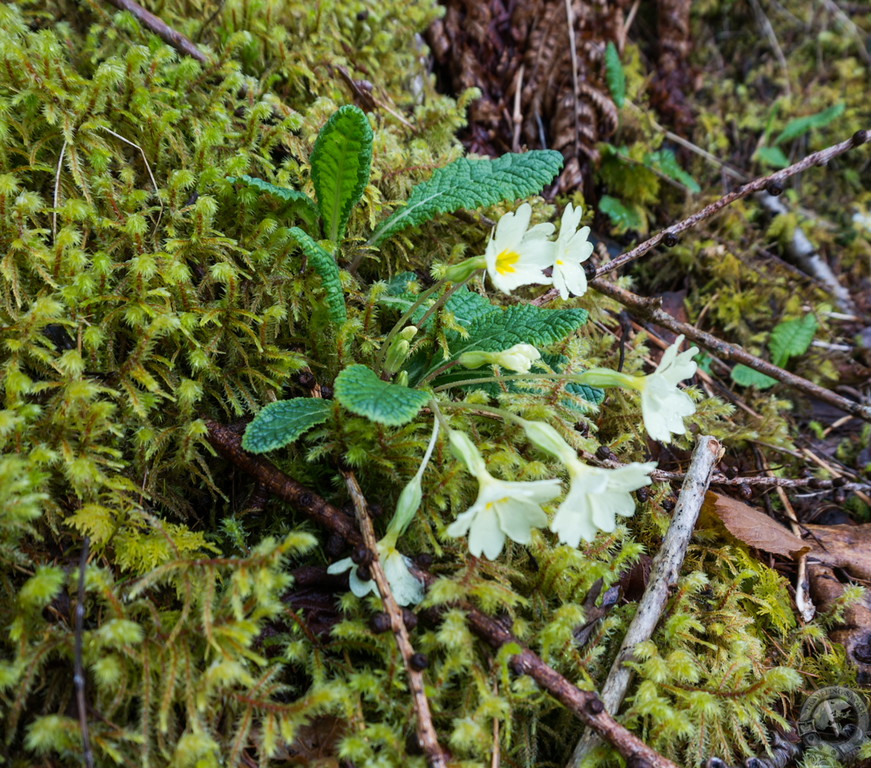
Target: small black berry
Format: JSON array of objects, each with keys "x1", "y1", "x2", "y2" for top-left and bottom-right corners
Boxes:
[
  {"x1": 833, "y1": 476, "x2": 848, "y2": 488},
  {"x1": 402, "y1": 608, "x2": 418, "y2": 630},
  {"x1": 351, "y1": 547, "x2": 373, "y2": 565},
  {"x1": 852, "y1": 129, "x2": 868, "y2": 147},
  {"x1": 355, "y1": 564, "x2": 372, "y2": 582},
  {"x1": 297, "y1": 370, "x2": 316, "y2": 388},
  {"x1": 596, "y1": 445, "x2": 612, "y2": 461},
  {"x1": 582, "y1": 261, "x2": 598, "y2": 280},
  {"x1": 415, "y1": 553, "x2": 434, "y2": 569},
  {"x1": 739, "y1": 483, "x2": 753, "y2": 499},
  {"x1": 662, "y1": 498, "x2": 675, "y2": 512},
  {"x1": 409, "y1": 652, "x2": 428, "y2": 671},
  {"x1": 586, "y1": 696, "x2": 605, "y2": 715},
  {"x1": 369, "y1": 612, "x2": 391, "y2": 633},
  {"x1": 765, "y1": 180, "x2": 784, "y2": 197},
  {"x1": 663, "y1": 232, "x2": 678, "y2": 247},
  {"x1": 320, "y1": 384, "x2": 334, "y2": 399},
  {"x1": 635, "y1": 487, "x2": 650, "y2": 503}
]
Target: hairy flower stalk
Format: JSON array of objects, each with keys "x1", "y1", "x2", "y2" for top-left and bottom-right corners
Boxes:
[{"x1": 575, "y1": 336, "x2": 699, "y2": 443}]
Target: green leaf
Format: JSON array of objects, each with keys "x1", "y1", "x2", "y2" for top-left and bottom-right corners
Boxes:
[
  {"x1": 228, "y1": 175, "x2": 319, "y2": 226},
  {"x1": 774, "y1": 103, "x2": 845, "y2": 146},
  {"x1": 730, "y1": 364, "x2": 778, "y2": 390},
  {"x1": 645, "y1": 149, "x2": 701, "y2": 194},
  {"x1": 768, "y1": 314, "x2": 818, "y2": 367},
  {"x1": 599, "y1": 195, "x2": 644, "y2": 232},
  {"x1": 453, "y1": 305, "x2": 588, "y2": 355},
  {"x1": 369, "y1": 150, "x2": 564, "y2": 246},
  {"x1": 604, "y1": 42, "x2": 626, "y2": 109},
  {"x1": 443, "y1": 288, "x2": 498, "y2": 330},
  {"x1": 288, "y1": 227, "x2": 346, "y2": 323},
  {"x1": 334, "y1": 365, "x2": 430, "y2": 425},
  {"x1": 242, "y1": 398, "x2": 333, "y2": 454},
  {"x1": 755, "y1": 146, "x2": 790, "y2": 169},
  {"x1": 310, "y1": 105, "x2": 373, "y2": 243}
]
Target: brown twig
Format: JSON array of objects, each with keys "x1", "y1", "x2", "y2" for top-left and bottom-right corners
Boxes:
[
  {"x1": 204, "y1": 420, "x2": 361, "y2": 546},
  {"x1": 205, "y1": 422, "x2": 681, "y2": 768},
  {"x1": 74, "y1": 536, "x2": 94, "y2": 768},
  {"x1": 569, "y1": 436, "x2": 723, "y2": 767},
  {"x1": 653, "y1": 469, "x2": 869, "y2": 492},
  {"x1": 536, "y1": 128, "x2": 869, "y2": 301},
  {"x1": 341, "y1": 470, "x2": 448, "y2": 768},
  {"x1": 102, "y1": 0, "x2": 209, "y2": 63},
  {"x1": 586, "y1": 279, "x2": 871, "y2": 423}
]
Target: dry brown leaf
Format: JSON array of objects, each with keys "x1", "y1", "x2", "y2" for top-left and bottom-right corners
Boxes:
[
  {"x1": 702, "y1": 491, "x2": 809, "y2": 558},
  {"x1": 804, "y1": 523, "x2": 871, "y2": 582}
]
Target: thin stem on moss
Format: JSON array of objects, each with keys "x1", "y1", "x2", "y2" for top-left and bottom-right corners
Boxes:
[
  {"x1": 534, "y1": 127, "x2": 870, "y2": 295},
  {"x1": 342, "y1": 470, "x2": 448, "y2": 768},
  {"x1": 585, "y1": 279, "x2": 871, "y2": 423}
]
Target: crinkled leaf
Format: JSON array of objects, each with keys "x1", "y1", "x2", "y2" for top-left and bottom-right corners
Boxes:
[
  {"x1": 310, "y1": 105, "x2": 373, "y2": 242},
  {"x1": 774, "y1": 103, "x2": 845, "y2": 146},
  {"x1": 769, "y1": 314, "x2": 817, "y2": 367},
  {"x1": 453, "y1": 304, "x2": 588, "y2": 355},
  {"x1": 242, "y1": 398, "x2": 333, "y2": 454},
  {"x1": 289, "y1": 227, "x2": 346, "y2": 323},
  {"x1": 369, "y1": 150, "x2": 564, "y2": 246},
  {"x1": 228, "y1": 175, "x2": 319, "y2": 226},
  {"x1": 604, "y1": 42, "x2": 626, "y2": 109},
  {"x1": 645, "y1": 149, "x2": 700, "y2": 194},
  {"x1": 334, "y1": 364, "x2": 430, "y2": 425},
  {"x1": 730, "y1": 364, "x2": 778, "y2": 390}
]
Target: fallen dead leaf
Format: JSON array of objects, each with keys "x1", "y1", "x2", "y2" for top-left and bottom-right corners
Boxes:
[
  {"x1": 702, "y1": 491, "x2": 809, "y2": 558},
  {"x1": 804, "y1": 523, "x2": 871, "y2": 582}
]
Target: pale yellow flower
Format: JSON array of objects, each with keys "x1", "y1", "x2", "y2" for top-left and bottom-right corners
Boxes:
[{"x1": 483, "y1": 203, "x2": 555, "y2": 294}]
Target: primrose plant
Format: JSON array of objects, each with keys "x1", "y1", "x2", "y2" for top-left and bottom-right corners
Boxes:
[{"x1": 237, "y1": 105, "x2": 699, "y2": 605}]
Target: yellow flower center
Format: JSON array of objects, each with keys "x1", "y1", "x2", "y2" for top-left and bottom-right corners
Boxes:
[
  {"x1": 496, "y1": 249, "x2": 520, "y2": 275},
  {"x1": 555, "y1": 259, "x2": 564, "y2": 266},
  {"x1": 485, "y1": 497, "x2": 510, "y2": 510}
]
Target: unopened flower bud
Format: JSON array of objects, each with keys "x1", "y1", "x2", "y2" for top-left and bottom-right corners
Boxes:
[{"x1": 443, "y1": 255, "x2": 487, "y2": 283}]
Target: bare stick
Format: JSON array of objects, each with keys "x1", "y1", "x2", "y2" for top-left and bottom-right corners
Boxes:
[
  {"x1": 74, "y1": 536, "x2": 94, "y2": 768},
  {"x1": 102, "y1": 0, "x2": 208, "y2": 63},
  {"x1": 587, "y1": 278, "x2": 871, "y2": 423},
  {"x1": 535, "y1": 128, "x2": 869, "y2": 302},
  {"x1": 52, "y1": 140, "x2": 67, "y2": 243},
  {"x1": 342, "y1": 470, "x2": 448, "y2": 768},
  {"x1": 205, "y1": 422, "x2": 681, "y2": 768},
  {"x1": 568, "y1": 436, "x2": 722, "y2": 768}
]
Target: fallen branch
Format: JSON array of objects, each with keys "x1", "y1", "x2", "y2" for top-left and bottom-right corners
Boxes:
[
  {"x1": 586, "y1": 279, "x2": 871, "y2": 423},
  {"x1": 568, "y1": 436, "x2": 722, "y2": 768},
  {"x1": 341, "y1": 470, "x2": 448, "y2": 768},
  {"x1": 102, "y1": 0, "x2": 209, "y2": 63},
  {"x1": 205, "y1": 421, "x2": 681, "y2": 768},
  {"x1": 534, "y1": 128, "x2": 869, "y2": 306},
  {"x1": 74, "y1": 536, "x2": 94, "y2": 768}
]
